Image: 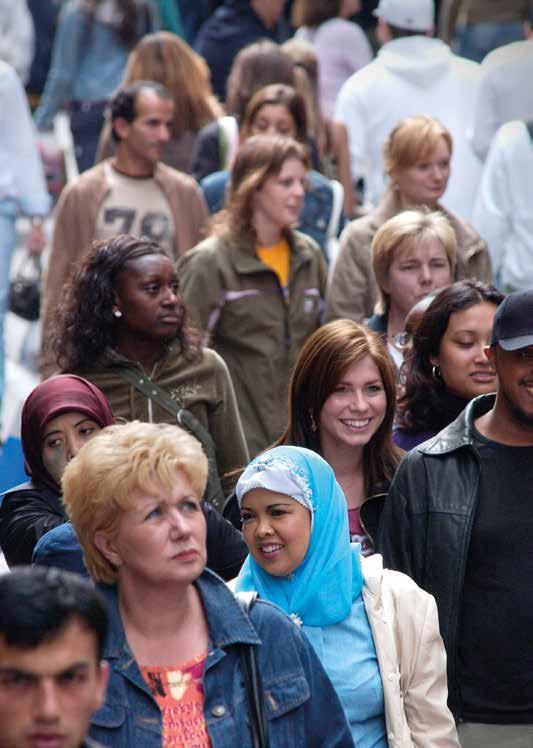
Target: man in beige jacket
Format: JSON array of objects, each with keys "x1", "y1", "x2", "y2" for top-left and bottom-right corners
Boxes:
[{"x1": 41, "y1": 81, "x2": 208, "y2": 364}]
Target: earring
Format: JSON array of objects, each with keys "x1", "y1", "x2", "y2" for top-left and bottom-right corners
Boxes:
[
  {"x1": 113, "y1": 308, "x2": 122, "y2": 319},
  {"x1": 309, "y1": 411, "x2": 317, "y2": 433},
  {"x1": 432, "y1": 364, "x2": 441, "y2": 379}
]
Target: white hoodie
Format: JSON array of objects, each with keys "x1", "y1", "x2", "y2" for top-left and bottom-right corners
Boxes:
[{"x1": 335, "y1": 36, "x2": 483, "y2": 221}]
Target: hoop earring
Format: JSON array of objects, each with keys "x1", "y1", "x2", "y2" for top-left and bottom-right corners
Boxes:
[
  {"x1": 432, "y1": 364, "x2": 441, "y2": 380},
  {"x1": 309, "y1": 411, "x2": 317, "y2": 433}
]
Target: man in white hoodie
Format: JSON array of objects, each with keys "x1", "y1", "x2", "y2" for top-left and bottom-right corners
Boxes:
[{"x1": 335, "y1": 0, "x2": 483, "y2": 221}]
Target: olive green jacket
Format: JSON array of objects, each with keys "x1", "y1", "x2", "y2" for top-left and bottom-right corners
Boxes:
[
  {"x1": 324, "y1": 188, "x2": 492, "y2": 323},
  {"x1": 74, "y1": 344, "x2": 249, "y2": 484},
  {"x1": 177, "y1": 230, "x2": 328, "y2": 456}
]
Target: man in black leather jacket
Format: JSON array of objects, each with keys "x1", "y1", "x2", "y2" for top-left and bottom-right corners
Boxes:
[{"x1": 379, "y1": 289, "x2": 533, "y2": 747}]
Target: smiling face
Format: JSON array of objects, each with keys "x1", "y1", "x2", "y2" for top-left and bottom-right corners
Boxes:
[
  {"x1": 250, "y1": 103, "x2": 296, "y2": 139},
  {"x1": 252, "y1": 157, "x2": 307, "y2": 235},
  {"x1": 95, "y1": 472, "x2": 207, "y2": 589},
  {"x1": 319, "y1": 354, "x2": 387, "y2": 456},
  {"x1": 114, "y1": 253, "x2": 184, "y2": 342},
  {"x1": 392, "y1": 136, "x2": 451, "y2": 207},
  {"x1": 42, "y1": 412, "x2": 101, "y2": 487},
  {"x1": 384, "y1": 237, "x2": 452, "y2": 320},
  {"x1": 487, "y1": 345, "x2": 533, "y2": 429},
  {"x1": 430, "y1": 302, "x2": 498, "y2": 399},
  {"x1": 0, "y1": 618, "x2": 108, "y2": 748},
  {"x1": 241, "y1": 488, "x2": 311, "y2": 577},
  {"x1": 114, "y1": 89, "x2": 173, "y2": 171}
]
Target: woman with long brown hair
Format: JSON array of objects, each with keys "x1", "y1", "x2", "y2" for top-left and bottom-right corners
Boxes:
[
  {"x1": 178, "y1": 134, "x2": 327, "y2": 457},
  {"x1": 96, "y1": 30, "x2": 223, "y2": 173},
  {"x1": 277, "y1": 319, "x2": 402, "y2": 553}
]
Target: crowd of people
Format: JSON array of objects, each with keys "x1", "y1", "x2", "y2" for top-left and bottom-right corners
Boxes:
[{"x1": 1, "y1": 0, "x2": 533, "y2": 746}]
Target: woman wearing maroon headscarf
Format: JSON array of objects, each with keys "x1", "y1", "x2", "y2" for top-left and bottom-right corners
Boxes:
[{"x1": 0, "y1": 374, "x2": 114, "y2": 567}]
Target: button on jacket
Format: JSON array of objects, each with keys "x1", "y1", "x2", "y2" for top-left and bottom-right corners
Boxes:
[{"x1": 89, "y1": 570, "x2": 355, "y2": 747}]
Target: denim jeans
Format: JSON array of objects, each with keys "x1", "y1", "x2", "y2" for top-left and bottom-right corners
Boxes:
[
  {"x1": 457, "y1": 21, "x2": 524, "y2": 63},
  {"x1": 0, "y1": 199, "x2": 18, "y2": 417}
]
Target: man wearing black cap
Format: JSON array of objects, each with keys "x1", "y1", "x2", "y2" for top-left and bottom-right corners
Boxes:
[{"x1": 379, "y1": 288, "x2": 533, "y2": 746}]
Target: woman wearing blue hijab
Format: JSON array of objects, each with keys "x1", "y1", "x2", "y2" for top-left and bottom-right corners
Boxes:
[{"x1": 235, "y1": 445, "x2": 460, "y2": 748}]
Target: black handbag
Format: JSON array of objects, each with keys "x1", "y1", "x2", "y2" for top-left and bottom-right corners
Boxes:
[
  {"x1": 235, "y1": 592, "x2": 270, "y2": 748},
  {"x1": 9, "y1": 253, "x2": 41, "y2": 322}
]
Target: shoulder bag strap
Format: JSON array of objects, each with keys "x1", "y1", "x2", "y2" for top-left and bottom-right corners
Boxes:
[
  {"x1": 114, "y1": 366, "x2": 226, "y2": 512},
  {"x1": 235, "y1": 592, "x2": 270, "y2": 748}
]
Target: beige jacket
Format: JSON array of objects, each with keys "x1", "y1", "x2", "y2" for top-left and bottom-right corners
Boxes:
[
  {"x1": 324, "y1": 189, "x2": 492, "y2": 323},
  {"x1": 41, "y1": 159, "x2": 208, "y2": 355},
  {"x1": 362, "y1": 554, "x2": 460, "y2": 748}
]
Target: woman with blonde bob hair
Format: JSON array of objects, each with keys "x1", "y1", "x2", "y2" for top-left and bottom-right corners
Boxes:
[
  {"x1": 277, "y1": 319, "x2": 402, "y2": 554},
  {"x1": 97, "y1": 31, "x2": 223, "y2": 173},
  {"x1": 326, "y1": 115, "x2": 491, "y2": 324},
  {"x1": 369, "y1": 209, "x2": 457, "y2": 368},
  {"x1": 62, "y1": 420, "x2": 354, "y2": 746},
  {"x1": 178, "y1": 135, "x2": 327, "y2": 457}
]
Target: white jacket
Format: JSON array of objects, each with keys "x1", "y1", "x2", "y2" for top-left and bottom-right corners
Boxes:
[
  {"x1": 0, "y1": 0, "x2": 34, "y2": 83},
  {"x1": 470, "y1": 39, "x2": 533, "y2": 161},
  {"x1": 362, "y1": 554, "x2": 459, "y2": 748},
  {"x1": 472, "y1": 120, "x2": 533, "y2": 291},
  {"x1": 334, "y1": 36, "x2": 483, "y2": 221}
]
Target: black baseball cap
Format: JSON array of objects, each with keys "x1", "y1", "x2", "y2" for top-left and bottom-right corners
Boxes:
[{"x1": 490, "y1": 289, "x2": 533, "y2": 350}]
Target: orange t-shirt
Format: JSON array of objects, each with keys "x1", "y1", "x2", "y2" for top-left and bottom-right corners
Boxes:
[
  {"x1": 140, "y1": 652, "x2": 212, "y2": 748},
  {"x1": 257, "y1": 238, "x2": 290, "y2": 301}
]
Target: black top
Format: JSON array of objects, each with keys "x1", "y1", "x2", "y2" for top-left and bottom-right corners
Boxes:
[
  {"x1": 457, "y1": 425, "x2": 533, "y2": 723},
  {"x1": 0, "y1": 480, "x2": 66, "y2": 567}
]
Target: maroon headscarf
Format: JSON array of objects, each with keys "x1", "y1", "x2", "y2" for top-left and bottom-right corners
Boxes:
[{"x1": 21, "y1": 374, "x2": 115, "y2": 492}]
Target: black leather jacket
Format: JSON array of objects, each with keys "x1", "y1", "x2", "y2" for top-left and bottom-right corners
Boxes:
[{"x1": 377, "y1": 394, "x2": 495, "y2": 718}]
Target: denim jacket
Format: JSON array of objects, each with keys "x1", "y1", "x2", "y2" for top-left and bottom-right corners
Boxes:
[
  {"x1": 200, "y1": 169, "x2": 344, "y2": 261},
  {"x1": 90, "y1": 570, "x2": 354, "y2": 747}
]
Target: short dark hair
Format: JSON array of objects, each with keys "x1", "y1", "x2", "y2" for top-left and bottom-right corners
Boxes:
[
  {"x1": 109, "y1": 79, "x2": 172, "y2": 142},
  {"x1": 0, "y1": 567, "x2": 108, "y2": 659}
]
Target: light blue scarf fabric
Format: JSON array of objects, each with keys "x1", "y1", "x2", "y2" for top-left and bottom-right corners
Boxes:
[{"x1": 235, "y1": 446, "x2": 364, "y2": 627}]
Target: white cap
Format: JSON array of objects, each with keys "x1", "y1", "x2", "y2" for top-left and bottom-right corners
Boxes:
[{"x1": 373, "y1": 0, "x2": 434, "y2": 31}]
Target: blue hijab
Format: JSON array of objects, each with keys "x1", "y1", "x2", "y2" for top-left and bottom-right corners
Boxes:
[{"x1": 235, "y1": 446, "x2": 363, "y2": 627}]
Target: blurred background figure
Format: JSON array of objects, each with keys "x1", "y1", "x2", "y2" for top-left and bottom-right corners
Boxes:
[
  {"x1": 470, "y1": 25, "x2": 533, "y2": 162},
  {"x1": 292, "y1": 0, "x2": 372, "y2": 119},
  {"x1": 335, "y1": 0, "x2": 483, "y2": 220},
  {"x1": 439, "y1": 0, "x2": 530, "y2": 62},
  {"x1": 0, "y1": 0, "x2": 34, "y2": 83},
  {"x1": 96, "y1": 30, "x2": 223, "y2": 174},
  {"x1": 472, "y1": 121, "x2": 533, "y2": 292},
  {"x1": 326, "y1": 116, "x2": 491, "y2": 324},
  {"x1": 394, "y1": 280, "x2": 504, "y2": 450},
  {"x1": 0, "y1": 60, "x2": 49, "y2": 433},
  {"x1": 192, "y1": 39, "x2": 297, "y2": 180},
  {"x1": 282, "y1": 38, "x2": 355, "y2": 216},
  {"x1": 194, "y1": 0, "x2": 289, "y2": 102},
  {"x1": 34, "y1": 0, "x2": 159, "y2": 172}
]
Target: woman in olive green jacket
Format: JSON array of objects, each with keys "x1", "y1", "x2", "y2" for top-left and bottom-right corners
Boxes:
[{"x1": 178, "y1": 135, "x2": 328, "y2": 456}]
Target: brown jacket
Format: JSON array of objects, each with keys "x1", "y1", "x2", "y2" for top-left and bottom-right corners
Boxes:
[
  {"x1": 41, "y1": 159, "x2": 208, "y2": 352},
  {"x1": 74, "y1": 344, "x2": 249, "y2": 483},
  {"x1": 325, "y1": 189, "x2": 492, "y2": 323},
  {"x1": 178, "y1": 230, "x2": 328, "y2": 457}
]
